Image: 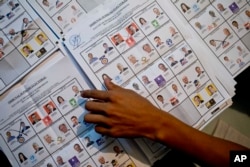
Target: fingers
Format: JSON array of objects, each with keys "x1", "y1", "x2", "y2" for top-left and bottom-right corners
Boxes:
[
  {"x1": 94, "y1": 125, "x2": 111, "y2": 136},
  {"x1": 81, "y1": 89, "x2": 110, "y2": 101},
  {"x1": 84, "y1": 113, "x2": 109, "y2": 125},
  {"x1": 94, "y1": 125, "x2": 121, "y2": 138},
  {"x1": 82, "y1": 79, "x2": 122, "y2": 100},
  {"x1": 85, "y1": 101, "x2": 107, "y2": 113},
  {"x1": 104, "y1": 78, "x2": 122, "y2": 91}
]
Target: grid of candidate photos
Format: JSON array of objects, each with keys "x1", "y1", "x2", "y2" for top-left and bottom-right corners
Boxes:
[
  {"x1": 2, "y1": 74, "x2": 137, "y2": 167},
  {"x1": 0, "y1": 0, "x2": 57, "y2": 94},
  {"x1": 171, "y1": 0, "x2": 250, "y2": 76},
  {"x1": 79, "y1": 2, "x2": 226, "y2": 127}
]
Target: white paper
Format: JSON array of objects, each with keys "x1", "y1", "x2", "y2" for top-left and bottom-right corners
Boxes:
[
  {"x1": 0, "y1": 0, "x2": 59, "y2": 95},
  {"x1": 168, "y1": 0, "x2": 250, "y2": 78},
  {"x1": 0, "y1": 50, "x2": 149, "y2": 167},
  {"x1": 63, "y1": 0, "x2": 234, "y2": 163}
]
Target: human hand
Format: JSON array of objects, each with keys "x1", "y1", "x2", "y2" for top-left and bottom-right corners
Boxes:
[{"x1": 81, "y1": 79, "x2": 166, "y2": 139}]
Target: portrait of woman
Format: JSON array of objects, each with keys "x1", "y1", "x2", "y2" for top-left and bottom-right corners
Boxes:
[
  {"x1": 180, "y1": 3, "x2": 190, "y2": 13},
  {"x1": 18, "y1": 152, "x2": 27, "y2": 163},
  {"x1": 139, "y1": 17, "x2": 147, "y2": 26}
]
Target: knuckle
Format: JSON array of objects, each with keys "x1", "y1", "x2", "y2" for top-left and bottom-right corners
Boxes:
[{"x1": 109, "y1": 128, "x2": 121, "y2": 138}]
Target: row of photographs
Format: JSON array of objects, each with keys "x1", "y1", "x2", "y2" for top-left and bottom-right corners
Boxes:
[
  {"x1": 189, "y1": 5, "x2": 249, "y2": 39},
  {"x1": 26, "y1": 0, "x2": 103, "y2": 35},
  {"x1": 81, "y1": 21, "x2": 182, "y2": 73},
  {"x1": 172, "y1": 0, "x2": 247, "y2": 21},
  {"x1": 3, "y1": 79, "x2": 90, "y2": 149},
  {"x1": 171, "y1": 0, "x2": 250, "y2": 76},
  {"x1": 11, "y1": 133, "x2": 135, "y2": 167}
]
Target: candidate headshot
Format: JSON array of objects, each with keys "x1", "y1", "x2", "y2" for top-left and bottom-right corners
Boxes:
[
  {"x1": 36, "y1": 34, "x2": 47, "y2": 44},
  {"x1": 71, "y1": 115, "x2": 79, "y2": 127},
  {"x1": 44, "y1": 102, "x2": 56, "y2": 114},
  {"x1": 18, "y1": 152, "x2": 27, "y2": 163},
  {"x1": 58, "y1": 123, "x2": 69, "y2": 133},
  {"x1": 171, "y1": 83, "x2": 178, "y2": 94},
  {"x1": 153, "y1": 8, "x2": 163, "y2": 18},
  {"x1": 20, "y1": 121, "x2": 30, "y2": 133},
  {"x1": 103, "y1": 43, "x2": 113, "y2": 54},
  {"x1": 223, "y1": 28, "x2": 231, "y2": 37},
  {"x1": 158, "y1": 63, "x2": 168, "y2": 72},
  {"x1": 169, "y1": 26, "x2": 178, "y2": 37},
  {"x1": 231, "y1": 21, "x2": 239, "y2": 29},
  {"x1": 42, "y1": 0, "x2": 50, "y2": 7},
  {"x1": 29, "y1": 113, "x2": 41, "y2": 125},
  {"x1": 84, "y1": 136, "x2": 94, "y2": 147},
  {"x1": 56, "y1": 156, "x2": 65, "y2": 166},
  {"x1": 168, "y1": 56, "x2": 178, "y2": 67},
  {"x1": 132, "y1": 83, "x2": 140, "y2": 90},
  {"x1": 193, "y1": 95, "x2": 204, "y2": 107},
  {"x1": 88, "y1": 53, "x2": 98, "y2": 64},
  {"x1": 127, "y1": 24, "x2": 139, "y2": 35},
  {"x1": 74, "y1": 143, "x2": 83, "y2": 153},
  {"x1": 113, "y1": 34, "x2": 124, "y2": 46},
  {"x1": 32, "y1": 142, "x2": 43, "y2": 153},
  {"x1": 22, "y1": 45, "x2": 34, "y2": 56},
  {"x1": 57, "y1": 96, "x2": 66, "y2": 106},
  {"x1": 128, "y1": 54, "x2": 138, "y2": 65},
  {"x1": 116, "y1": 63, "x2": 128, "y2": 74},
  {"x1": 142, "y1": 75, "x2": 151, "y2": 85},
  {"x1": 139, "y1": 17, "x2": 147, "y2": 26},
  {"x1": 180, "y1": 3, "x2": 190, "y2": 13},
  {"x1": 217, "y1": 3, "x2": 226, "y2": 12},
  {"x1": 207, "y1": 84, "x2": 217, "y2": 96},
  {"x1": 154, "y1": 36, "x2": 164, "y2": 47},
  {"x1": 142, "y1": 43, "x2": 153, "y2": 53},
  {"x1": 182, "y1": 75, "x2": 192, "y2": 87},
  {"x1": 157, "y1": 94, "x2": 164, "y2": 104},
  {"x1": 209, "y1": 39, "x2": 216, "y2": 47},
  {"x1": 113, "y1": 145, "x2": 124, "y2": 156},
  {"x1": 44, "y1": 134, "x2": 54, "y2": 144}
]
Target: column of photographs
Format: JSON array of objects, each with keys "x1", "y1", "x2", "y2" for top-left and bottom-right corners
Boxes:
[
  {"x1": 0, "y1": 0, "x2": 57, "y2": 94},
  {"x1": 26, "y1": 0, "x2": 104, "y2": 37},
  {"x1": 0, "y1": 56, "x2": 138, "y2": 167},
  {"x1": 64, "y1": 1, "x2": 232, "y2": 161},
  {"x1": 171, "y1": 0, "x2": 250, "y2": 77}
]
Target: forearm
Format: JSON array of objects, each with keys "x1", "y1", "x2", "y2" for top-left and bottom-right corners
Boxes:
[{"x1": 150, "y1": 111, "x2": 248, "y2": 167}]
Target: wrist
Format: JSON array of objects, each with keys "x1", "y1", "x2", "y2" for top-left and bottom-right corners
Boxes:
[
  {"x1": 145, "y1": 110, "x2": 174, "y2": 142},
  {"x1": 152, "y1": 111, "x2": 192, "y2": 147}
]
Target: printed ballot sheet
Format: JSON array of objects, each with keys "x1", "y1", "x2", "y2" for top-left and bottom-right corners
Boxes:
[
  {"x1": 26, "y1": 0, "x2": 104, "y2": 38},
  {"x1": 0, "y1": 0, "x2": 248, "y2": 167},
  {"x1": 169, "y1": 0, "x2": 250, "y2": 78},
  {"x1": 64, "y1": 0, "x2": 234, "y2": 163},
  {"x1": 0, "y1": 50, "x2": 148, "y2": 167},
  {"x1": 0, "y1": 0, "x2": 58, "y2": 95}
]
